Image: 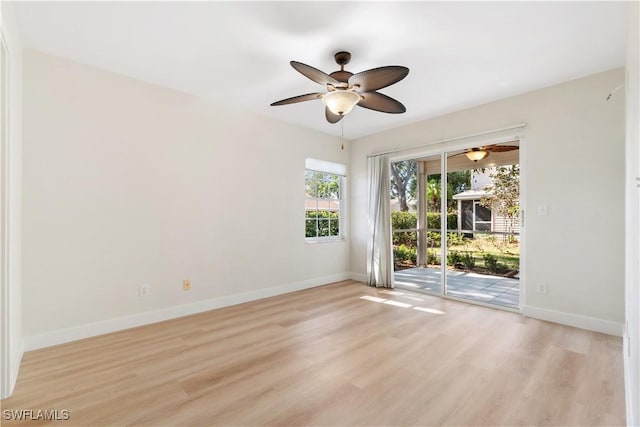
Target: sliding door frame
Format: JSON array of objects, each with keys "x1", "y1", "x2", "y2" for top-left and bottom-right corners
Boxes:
[{"x1": 390, "y1": 134, "x2": 526, "y2": 312}]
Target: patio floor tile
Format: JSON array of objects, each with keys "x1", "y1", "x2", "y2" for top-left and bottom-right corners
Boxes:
[{"x1": 394, "y1": 267, "x2": 519, "y2": 308}]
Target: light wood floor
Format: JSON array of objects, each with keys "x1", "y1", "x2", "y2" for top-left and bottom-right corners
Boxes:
[{"x1": 1, "y1": 280, "x2": 625, "y2": 426}]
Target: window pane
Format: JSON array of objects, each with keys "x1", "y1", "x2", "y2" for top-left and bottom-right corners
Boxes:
[
  {"x1": 314, "y1": 199, "x2": 331, "y2": 211},
  {"x1": 330, "y1": 218, "x2": 340, "y2": 236},
  {"x1": 475, "y1": 204, "x2": 492, "y2": 222},
  {"x1": 318, "y1": 219, "x2": 330, "y2": 237},
  {"x1": 305, "y1": 171, "x2": 320, "y2": 197},
  {"x1": 305, "y1": 219, "x2": 317, "y2": 238},
  {"x1": 317, "y1": 175, "x2": 339, "y2": 199},
  {"x1": 476, "y1": 222, "x2": 491, "y2": 231},
  {"x1": 462, "y1": 200, "x2": 473, "y2": 230}
]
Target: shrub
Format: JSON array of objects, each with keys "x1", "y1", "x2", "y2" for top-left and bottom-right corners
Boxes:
[
  {"x1": 427, "y1": 250, "x2": 439, "y2": 265},
  {"x1": 427, "y1": 212, "x2": 458, "y2": 231},
  {"x1": 394, "y1": 244, "x2": 417, "y2": 264},
  {"x1": 447, "y1": 232, "x2": 465, "y2": 247},
  {"x1": 483, "y1": 253, "x2": 499, "y2": 272},
  {"x1": 391, "y1": 211, "x2": 417, "y2": 230},
  {"x1": 393, "y1": 231, "x2": 417, "y2": 247},
  {"x1": 391, "y1": 212, "x2": 418, "y2": 246},
  {"x1": 447, "y1": 250, "x2": 462, "y2": 266},
  {"x1": 391, "y1": 211, "x2": 459, "y2": 248},
  {"x1": 394, "y1": 246, "x2": 406, "y2": 261},
  {"x1": 461, "y1": 252, "x2": 476, "y2": 269},
  {"x1": 427, "y1": 231, "x2": 441, "y2": 247}
]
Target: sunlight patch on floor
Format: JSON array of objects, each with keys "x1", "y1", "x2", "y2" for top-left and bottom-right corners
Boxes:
[
  {"x1": 412, "y1": 306, "x2": 446, "y2": 315},
  {"x1": 359, "y1": 295, "x2": 446, "y2": 315},
  {"x1": 378, "y1": 290, "x2": 405, "y2": 296}
]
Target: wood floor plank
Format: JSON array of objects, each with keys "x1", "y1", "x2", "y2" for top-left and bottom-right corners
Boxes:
[{"x1": 1, "y1": 280, "x2": 625, "y2": 426}]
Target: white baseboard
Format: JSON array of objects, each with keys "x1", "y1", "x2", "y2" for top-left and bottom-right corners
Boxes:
[
  {"x1": 521, "y1": 305, "x2": 623, "y2": 336},
  {"x1": 25, "y1": 273, "x2": 351, "y2": 351},
  {"x1": 350, "y1": 272, "x2": 367, "y2": 283}
]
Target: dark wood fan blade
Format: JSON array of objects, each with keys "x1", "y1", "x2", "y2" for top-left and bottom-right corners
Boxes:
[
  {"x1": 358, "y1": 92, "x2": 406, "y2": 114},
  {"x1": 349, "y1": 66, "x2": 409, "y2": 92},
  {"x1": 290, "y1": 61, "x2": 340, "y2": 86},
  {"x1": 270, "y1": 93, "x2": 323, "y2": 106},
  {"x1": 325, "y1": 107, "x2": 343, "y2": 123},
  {"x1": 485, "y1": 144, "x2": 520, "y2": 152}
]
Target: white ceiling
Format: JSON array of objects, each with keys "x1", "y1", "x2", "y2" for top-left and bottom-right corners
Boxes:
[{"x1": 12, "y1": 1, "x2": 628, "y2": 139}]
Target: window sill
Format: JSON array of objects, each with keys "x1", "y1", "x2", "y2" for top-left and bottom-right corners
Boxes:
[{"x1": 305, "y1": 237, "x2": 347, "y2": 244}]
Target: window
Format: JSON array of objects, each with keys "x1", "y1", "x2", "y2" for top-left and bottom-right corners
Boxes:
[
  {"x1": 461, "y1": 200, "x2": 493, "y2": 232},
  {"x1": 474, "y1": 202, "x2": 492, "y2": 231},
  {"x1": 305, "y1": 159, "x2": 346, "y2": 241}
]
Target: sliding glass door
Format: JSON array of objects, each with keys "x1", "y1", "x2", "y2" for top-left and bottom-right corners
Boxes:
[{"x1": 392, "y1": 142, "x2": 521, "y2": 310}]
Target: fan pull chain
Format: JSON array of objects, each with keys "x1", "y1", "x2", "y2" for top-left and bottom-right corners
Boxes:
[{"x1": 341, "y1": 120, "x2": 344, "y2": 151}]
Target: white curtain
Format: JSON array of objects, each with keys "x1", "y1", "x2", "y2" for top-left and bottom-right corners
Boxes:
[{"x1": 367, "y1": 154, "x2": 393, "y2": 288}]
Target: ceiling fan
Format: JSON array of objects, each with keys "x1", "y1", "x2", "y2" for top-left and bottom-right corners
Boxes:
[
  {"x1": 270, "y1": 51, "x2": 409, "y2": 123},
  {"x1": 451, "y1": 144, "x2": 520, "y2": 162}
]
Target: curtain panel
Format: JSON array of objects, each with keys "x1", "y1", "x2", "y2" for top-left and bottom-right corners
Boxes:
[{"x1": 366, "y1": 155, "x2": 393, "y2": 288}]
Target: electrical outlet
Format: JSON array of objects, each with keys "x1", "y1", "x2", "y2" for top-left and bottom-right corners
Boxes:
[
  {"x1": 183, "y1": 279, "x2": 191, "y2": 291},
  {"x1": 139, "y1": 284, "x2": 150, "y2": 297},
  {"x1": 536, "y1": 282, "x2": 548, "y2": 294}
]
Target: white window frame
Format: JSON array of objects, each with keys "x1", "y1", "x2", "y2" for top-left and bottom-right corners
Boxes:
[{"x1": 305, "y1": 159, "x2": 346, "y2": 243}]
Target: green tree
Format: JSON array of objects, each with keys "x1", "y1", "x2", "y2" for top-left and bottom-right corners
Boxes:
[
  {"x1": 426, "y1": 171, "x2": 470, "y2": 212},
  {"x1": 427, "y1": 179, "x2": 441, "y2": 212},
  {"x1": 480, "y1": 165, "x2": 520, "y2": 241},
  {"x1": 305, "y1": 171, "x2": 339, "y2": 199},
  {"x1": 390, "y1": 161, "x2": 417, "y2": 211},
  {"x1": 448, "y1": 170, "x2": 471, "y2": 198}
]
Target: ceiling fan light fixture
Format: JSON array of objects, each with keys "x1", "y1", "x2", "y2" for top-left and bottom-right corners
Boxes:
[
  {"x1": 271, "y1": 52, "x2": 408, "y2": 123},
  {"x1": 465, "y1": 150, "x2": 488, "y2": 162},
  {"x1": 322, "y1": 90, "x2": 361, "y2": 116}
]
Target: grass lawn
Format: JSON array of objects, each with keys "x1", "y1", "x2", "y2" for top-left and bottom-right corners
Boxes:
[{"x1": 447, "y1": 236, "x2": 520, "y2": 271}]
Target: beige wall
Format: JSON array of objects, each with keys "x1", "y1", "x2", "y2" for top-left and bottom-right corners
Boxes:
[
  {"x1": 350, "y1": 68, "x2": 625, "y2": 328},
  {"x1": 22, "y1": 50, "x2": 350, "y2": 343}
]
